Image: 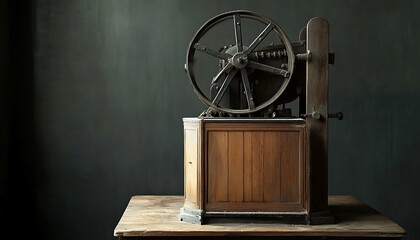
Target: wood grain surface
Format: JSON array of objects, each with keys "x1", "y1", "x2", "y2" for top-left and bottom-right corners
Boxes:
[
  {"x1": 183, "y1": 119, "x2": 202, "y2": 209},
  {"x1": 114, "y1": 195, "x2": 406, "y2": 238},
  {"x1": 204, "y1": 122, "x2": 306, "y2": 212},
  {"x1": 306, "y1": 17, "x2": 329, "y2": 212}
]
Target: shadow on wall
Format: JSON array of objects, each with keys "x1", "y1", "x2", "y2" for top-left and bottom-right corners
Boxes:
[{"x1": 3, "y1": 0, "x2": 48, "y2": 238}]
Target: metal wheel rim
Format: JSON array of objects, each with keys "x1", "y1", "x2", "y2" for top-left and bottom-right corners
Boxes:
[{"x1": 186, "y1": 10, "x2": 295, "y2": 115}]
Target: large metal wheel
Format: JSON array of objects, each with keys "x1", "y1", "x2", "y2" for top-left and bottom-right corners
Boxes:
[{"x1": 186, "y1": 10, "x2": 295, "y2": 115}]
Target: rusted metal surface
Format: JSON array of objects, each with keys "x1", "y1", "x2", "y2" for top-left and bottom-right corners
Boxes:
[{"x1": 185, "y1": 10, "x2": 295, "y2": 115}]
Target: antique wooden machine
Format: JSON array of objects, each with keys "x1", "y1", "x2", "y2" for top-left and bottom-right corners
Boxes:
[{"x1": 180, "y1": 10, "x2": 342, "y2": 225}]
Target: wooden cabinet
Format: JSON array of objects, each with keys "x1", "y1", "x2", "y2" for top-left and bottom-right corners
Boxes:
[{"x1": 181, "y1": 118, "x2": 310, "y2": 224}]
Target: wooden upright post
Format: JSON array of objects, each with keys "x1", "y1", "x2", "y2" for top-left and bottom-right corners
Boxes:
[{"x1": 306, "y1": 17, "x2": 332, "y2": 223}]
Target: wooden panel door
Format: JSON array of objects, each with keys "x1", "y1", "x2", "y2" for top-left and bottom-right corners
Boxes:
[
  {"x1": 205, "y1": 123, "x2": 306, "y2": 212},
  {"x1": 183, "y1": 118, "x2": 203, "y2": 209}
]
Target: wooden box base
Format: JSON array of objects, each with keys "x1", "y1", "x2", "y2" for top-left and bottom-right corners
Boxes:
[{"x1": 181, "y1": 117, "x2": 331, "y2": 224}]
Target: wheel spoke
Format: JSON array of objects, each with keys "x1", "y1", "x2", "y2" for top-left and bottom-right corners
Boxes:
[
  {"x1": 243, "y1": 23, "x2": 274, "y2": 55},
  {"x1": 247, "y1": 61, "x2": 290, "y2": 77},
  {"x1": 194, "y1": 43, "x2": 231, "y2": 60},
  {"x1": 212, "y1": 68, "x2": 239, "y2": 105},
  {"x1": 240, "y1": 68, "x2": 255, "y2": 109},
  {"x1": 212, "y1": 62, "x2": 233, "y2": 84},
  {"x1": 233, "y1": 14, "x2": 243, "y2": 52}
]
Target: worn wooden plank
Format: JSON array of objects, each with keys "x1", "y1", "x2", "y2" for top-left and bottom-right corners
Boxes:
[
  {"x1": 228, "y1": 131, "x2": 244, "y2": 202},
  {"x1": 183, "y1": 118, "x2": 203, "y2": 209},
  {"x1": 243, "y1": 132, "x2": 252, "y2": 202},
  {"x1": 280, "y1": 132, "x2": 300, "y2": 202},
  {"x1": 306, "y1": 17, "x2": 329, "y2": 212},
  {"x1": 183, "y1": 118, "x2": 204, "y2": 210},
  {"x1": 251, "y1": 132, "x2": 264, "y2": 202},
  {"x1": 207, "y1": 131, "x2": 228, "y2": 202},
  {"x1": 114, "y1": 195, "x2": 406, "y2": 238},
  {"x1": 263, "y1": 132, "x2": 281, "y2": 202},
  {"x1": 184, "y1": 125, "x2": 198, "y2": 207}
]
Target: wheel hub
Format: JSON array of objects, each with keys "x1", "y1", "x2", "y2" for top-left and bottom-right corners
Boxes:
[{"x1": 230, "y1": 52, "x2": 248, "y2": 69}]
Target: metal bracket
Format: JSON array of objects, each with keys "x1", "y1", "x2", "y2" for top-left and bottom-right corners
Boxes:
[
  {"x1": 301, "y1": 111, "x2": 321, "y2": 119},
  {"x1": 328, "y1": 111, "x2": 343, "y2": 120},
  {"x1": 296, "y1": 50, "x2": 312, "y2": 61}
]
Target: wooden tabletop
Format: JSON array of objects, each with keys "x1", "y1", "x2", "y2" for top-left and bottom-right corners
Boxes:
[{"x1": 114, "y1": 195, "x2": 406, "y2": 238}]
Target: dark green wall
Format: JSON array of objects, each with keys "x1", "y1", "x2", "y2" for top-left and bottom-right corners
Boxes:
[{"x1": 3, "y1": 0, "x2": 419, "y2": 239}]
